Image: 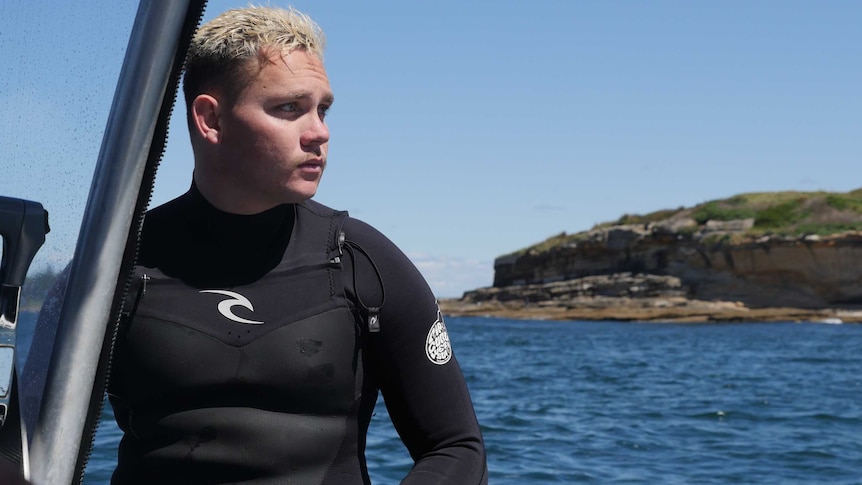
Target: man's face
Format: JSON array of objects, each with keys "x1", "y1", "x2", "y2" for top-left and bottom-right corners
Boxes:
[{"x1": 215, "y1": 49, "x2": 333, "y2": 210}]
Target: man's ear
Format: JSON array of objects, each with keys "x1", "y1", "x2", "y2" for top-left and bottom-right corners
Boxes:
[{"x1": 191, "y1": 94, "x2": 221, "y2": 144}]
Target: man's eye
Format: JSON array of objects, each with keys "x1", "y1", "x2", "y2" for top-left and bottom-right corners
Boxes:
[
  {"x1": 318, "y1": 105, "x2": 330, "y2": 119},
  {"x1": 279, "y1": 103, "x2": 299, "y2": 113}
]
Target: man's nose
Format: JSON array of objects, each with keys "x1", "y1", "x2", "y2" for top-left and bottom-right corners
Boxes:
[{"x1": 301, "y1": 113, "x2": 329, "y2": 148}]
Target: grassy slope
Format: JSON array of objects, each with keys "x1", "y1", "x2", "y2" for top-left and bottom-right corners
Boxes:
[{"x1": 508, "y1": 188, "x2": 862, "y2": 257}]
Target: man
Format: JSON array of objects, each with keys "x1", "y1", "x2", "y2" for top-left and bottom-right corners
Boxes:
[{"x1": 107, "y1": 6, "x2": 487, "y2": 485}]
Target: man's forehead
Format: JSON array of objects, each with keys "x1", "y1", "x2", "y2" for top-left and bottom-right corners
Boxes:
[
  {"x1": 241, "y1": 47, "x2": 326, "y2": 82},
  {"x1": 236, "y1": 48, "x2": 332, "y2": 101},
  {"x1": 236, "y1": 47, "x2": 326, "y2": 80},
  {"x1": 260, "y1": 45, "x2": 321, "y2": 66}
]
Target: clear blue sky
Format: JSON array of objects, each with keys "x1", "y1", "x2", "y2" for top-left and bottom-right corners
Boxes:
[{"x1": 3, "y1": 1, "x2": 860, "y2": 297}]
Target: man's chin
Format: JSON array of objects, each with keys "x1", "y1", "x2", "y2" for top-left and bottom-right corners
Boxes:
[{"x1": 284, "y1": 181, "x2": 320, "y2": 203}]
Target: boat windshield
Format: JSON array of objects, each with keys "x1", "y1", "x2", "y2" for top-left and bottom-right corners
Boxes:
[{"x1": 0, "y1": 1, "x2": 138, "y2": 331}]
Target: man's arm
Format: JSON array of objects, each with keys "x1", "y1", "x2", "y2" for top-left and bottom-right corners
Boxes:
[{"x1": 344, "y1": 218, "x2": 488, "y2": 484}]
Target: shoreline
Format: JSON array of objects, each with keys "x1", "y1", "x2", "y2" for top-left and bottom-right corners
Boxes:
[{"x1": 438, "y1": 297, "x2": 862, "y2": 323}]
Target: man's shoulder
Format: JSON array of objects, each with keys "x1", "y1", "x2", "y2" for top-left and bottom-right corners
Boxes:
[
  {"x1": 343, "y1": 216, "x2": 402, "y2": 257},
  {"x1": 297, "y1": 198, "x2": 346, "y2": 219},
  {"x1": 299, "y1": 200, "x2": 394, "y2": 248}
]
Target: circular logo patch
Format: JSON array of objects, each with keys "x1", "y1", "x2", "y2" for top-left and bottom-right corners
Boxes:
[{"x1": 425, "y1": 314, "x2": 452, "y2": 365}]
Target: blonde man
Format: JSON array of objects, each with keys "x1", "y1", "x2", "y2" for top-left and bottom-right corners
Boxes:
[{"x1": 108, "y1": 6, "x2": 487, "y2": 485}]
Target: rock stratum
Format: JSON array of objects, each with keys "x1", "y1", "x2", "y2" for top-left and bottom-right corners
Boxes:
[{"x1": 441, "y1": 190, "x2": 862, "y2": 322}]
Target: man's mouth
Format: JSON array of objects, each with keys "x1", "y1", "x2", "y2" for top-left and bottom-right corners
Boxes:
[{"x1": 298, "y1": 159, "x2": 325, "y2": 172}]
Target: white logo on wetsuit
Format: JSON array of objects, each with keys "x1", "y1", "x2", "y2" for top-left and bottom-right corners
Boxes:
[
  {"x1": 200, "y1": 290, "x2": 264, "y2": 325},
  {"x1": 425, "y1": 307, "x2": 452, "y2": 365}
]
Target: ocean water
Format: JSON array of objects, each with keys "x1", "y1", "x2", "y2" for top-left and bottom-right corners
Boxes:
[{"x1": 18, "y1": 315, "x2": 862, "y2": 484}]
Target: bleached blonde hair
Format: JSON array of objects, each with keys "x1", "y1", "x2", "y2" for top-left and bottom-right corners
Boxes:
[{"x1": 183, "y1": 5, "x2": 326, "y2": 108}]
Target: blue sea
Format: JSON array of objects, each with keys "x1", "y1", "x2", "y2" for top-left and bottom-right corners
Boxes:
[{"x1": 17, "y1": 314, "x2": 862, "y2": 484}]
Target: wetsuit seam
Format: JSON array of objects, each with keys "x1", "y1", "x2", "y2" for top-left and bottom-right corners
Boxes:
[{"x1": 128, "y1": 308, "x2": 351, "y2": 348}]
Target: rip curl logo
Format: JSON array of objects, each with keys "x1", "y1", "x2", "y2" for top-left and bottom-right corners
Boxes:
[
  {"x1": 200, "y1": 290, "x2": 264, "y2": 325},
  {"x1": 425, "y1": 308, "x2": 452, "y2": 365}
]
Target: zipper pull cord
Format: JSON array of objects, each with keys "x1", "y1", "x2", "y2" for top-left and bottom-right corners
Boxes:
[
  {"x1": 331, "y1": 230, "x2": 346, "y2": 264},
  {"x1": 342, "y1": 239, "x2": 386, "y2": 333}
]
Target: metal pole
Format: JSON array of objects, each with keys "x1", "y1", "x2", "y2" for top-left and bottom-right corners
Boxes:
[{"x1": 27, "y1": 1, "x2": 197, "y2": 483}]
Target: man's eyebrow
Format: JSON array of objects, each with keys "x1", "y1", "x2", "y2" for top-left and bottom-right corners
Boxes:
[{"x1": 279, "y1": 92, "x2": 335, "y2": 104}]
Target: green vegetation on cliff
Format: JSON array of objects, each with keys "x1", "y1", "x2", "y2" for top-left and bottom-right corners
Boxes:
[{"x1": 508, "y1": 188, "x2": 862, "y2": 257}]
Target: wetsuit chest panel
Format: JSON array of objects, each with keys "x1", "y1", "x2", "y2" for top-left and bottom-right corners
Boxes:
[
  {"x1": 114, "y1": 289, "x2": 370, "y2": 484},
  {"x1": 121, "y1": 305, "x2": 362, "y2": 415},
  {"x1": 132, "y1": 264, "x2": 343, "y2": 348}
]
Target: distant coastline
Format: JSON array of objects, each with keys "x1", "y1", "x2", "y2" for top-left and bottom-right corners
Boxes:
[
  {"x1": 442, "y1": 188, "x2": 862, "y2": 324},
  {"x1": 439, "y1": 296, "x2": 862, "y2": 324}
]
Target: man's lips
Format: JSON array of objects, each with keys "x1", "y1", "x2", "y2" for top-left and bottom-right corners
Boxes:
[{"x1": 298, "y1": 159, "x2": 325, "y2": 171}]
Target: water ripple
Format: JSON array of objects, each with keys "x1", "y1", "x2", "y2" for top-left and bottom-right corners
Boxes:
[{"x1": 75, "y1": 317, "x2": 862, "y2": 484}]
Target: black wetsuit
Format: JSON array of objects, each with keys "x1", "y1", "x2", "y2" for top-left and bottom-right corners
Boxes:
[{"x1": 108, "y1": 186, "x2": 487, "y2": 485}]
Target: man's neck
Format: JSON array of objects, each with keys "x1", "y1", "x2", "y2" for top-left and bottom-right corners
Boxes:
[{"x1": 193, "y1": 171, "x2": 283, "y2": 215}]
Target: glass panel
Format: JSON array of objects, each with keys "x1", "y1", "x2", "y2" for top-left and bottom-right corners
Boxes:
[
  {"x1": 1, "y1": 2, "x2": 137, "y2": 480},
  {"x1": 0, "y1": 1, "x2": 138, "y2": 364},
  {"x1": 0, "y1": 347, "x2": 11, "y2": 398}
]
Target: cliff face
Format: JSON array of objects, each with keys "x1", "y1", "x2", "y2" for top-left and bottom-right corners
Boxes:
[{"x1": 492, "y1": 223, "x2": 862, "y2": 309}]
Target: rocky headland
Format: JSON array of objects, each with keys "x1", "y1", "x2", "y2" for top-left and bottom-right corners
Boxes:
[{"x1": 441, "y1": 189, "x2": 862, "y2": 323}]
